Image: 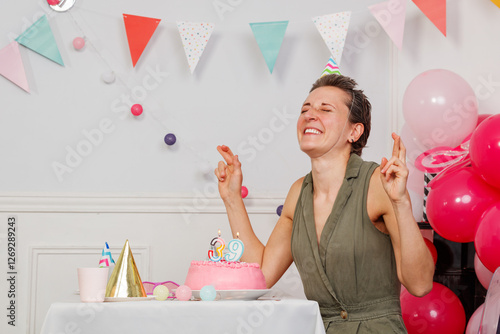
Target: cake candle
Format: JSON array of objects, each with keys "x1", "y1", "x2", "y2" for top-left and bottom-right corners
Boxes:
[
  {"x1": 224, "y1": 232, "x2": 244, "y2": 262},
  {"x1": 208, "y1": 229, "x2": 225, "y2": 262}
]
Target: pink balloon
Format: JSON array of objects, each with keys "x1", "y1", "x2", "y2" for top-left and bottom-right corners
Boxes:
[
  {"x1": 470, "y1": 114, "x2": 500, "y2": 189},
  {"x1": 401, "y1": 123, "x2": 428, "y2": 163},
  {"x1": 423, "y1": 238, "x2": 437, "y2": 265},
  {"x1": 72, "y1": 37, "x2": 85, "y2": 50},
  {"x1": 403, "y1": 69, "x2": 478, "y2": 149},
  {"x1": 426, "y1": 167, "x2": 500, "y2": 242},
  {"x1": 475, "y1": 254, "x2": 493, "y2": 290},
  {"x1": 475, "y1": 202, "x2": 500, "y2": 272},
  {"x1": 466, "y1": 303, "x2": 484, "y2": 334},
  {"x1": 400, "y1": 282, "x2": 466, "y2": 334},
  {"x1": 477, "y1": 114, "x2": 493, "y2": 127}
]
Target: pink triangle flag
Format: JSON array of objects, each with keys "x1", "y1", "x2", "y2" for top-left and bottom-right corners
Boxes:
[
  {"x1": 177, "y1": 22, "x2": 215, "y2": 74},
  {"x1": 0, "y1": 41, "x2": 29, "y2": 93},
  {"x1": 412, "y1": 0, "x2": 446, "y2": 36},
  {"x1": 369, "y1": 0, "x2": 407, "y2": 50},
  {"x1": 312, "y1": 12, "x2": 351, "y2": 65}
]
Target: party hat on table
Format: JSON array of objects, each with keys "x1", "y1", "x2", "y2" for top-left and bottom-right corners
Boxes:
[
  {"x1": 105, "y1": 240, "x2": 146, "y2": 298},
  {"x1": 321, "y1": 57, "x2": 341, "y2": 77},
  {"x1": 99, "y1": 242, "x2": 115, "y2": 268}
]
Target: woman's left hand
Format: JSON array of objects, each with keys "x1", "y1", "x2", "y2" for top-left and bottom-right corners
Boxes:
[{"x1": 380, "y1": 132, "x2": 409, "y2": 203}]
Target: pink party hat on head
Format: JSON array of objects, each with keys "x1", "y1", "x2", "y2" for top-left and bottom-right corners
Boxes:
[
  {"x1": 321, "y1": 57, "x2": 342, "y2": 77},
  {"x1": 99, "y1": 242, "x2": 115, "y2": 268}
]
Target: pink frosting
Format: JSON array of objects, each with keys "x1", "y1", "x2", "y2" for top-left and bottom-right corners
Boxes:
[{"x1": 185, "y1": 260, "x2": 266, "y2": 290}]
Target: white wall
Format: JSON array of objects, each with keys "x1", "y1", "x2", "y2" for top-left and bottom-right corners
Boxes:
[{"x1": 1, "y1": 0, "x2": 500, "y2": 333}]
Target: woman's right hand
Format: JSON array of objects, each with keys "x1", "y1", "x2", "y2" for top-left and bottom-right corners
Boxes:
[{"x1": 215, "y1": 145, "x2": 243, "y2": 202}]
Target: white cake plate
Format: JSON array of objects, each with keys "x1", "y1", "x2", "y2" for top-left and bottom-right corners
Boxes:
[{"x1": 191, "y1": 289, "x2": 271, "y2": 301}]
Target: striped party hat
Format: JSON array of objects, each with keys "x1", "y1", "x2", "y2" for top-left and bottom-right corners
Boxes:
[
  {"x1": 99, "y1": 242, "x2": 115, "y2": 267},
  {"x1": 321, "y1": 57, "x2": 341, "y2": 77}
]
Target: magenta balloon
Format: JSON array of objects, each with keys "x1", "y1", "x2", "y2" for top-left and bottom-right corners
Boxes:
[
  {"x1": 470, "y1": 114, "x2": 500, "y2": 189},
  {"x1": 474, "y1": 254, "x2": 493, "y2": 290},
  {"x1": 475, "y1": 203, "x2": 500, "y2": 272},
  {"x1": 403, "y1": 69, "x2": 478, "y2": 149},
  {"x1": 426, "y1": 167, "x2": 500, "y2": 242},
  {"x1": 477, "y1": 114, "x2": 493, "y2": 127},
  {"x1": 400, "y1": 282, "x2": 466, "y2": 334},
  {"x1": 466, "y1": 303, "x2": 485, "y2": 334}
]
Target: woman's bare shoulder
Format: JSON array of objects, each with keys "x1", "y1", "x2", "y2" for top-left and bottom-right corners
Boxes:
[{"x1": 281, "y1": 176, "x2": 306, "y2": 221}]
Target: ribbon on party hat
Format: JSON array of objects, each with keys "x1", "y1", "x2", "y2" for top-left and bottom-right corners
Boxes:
[
  {"x1": 321, "y1": 57, "x2": 341, "y2": 77},
  {"x1": 99, "y1": 242, "x2": 115, "y2": 267}
]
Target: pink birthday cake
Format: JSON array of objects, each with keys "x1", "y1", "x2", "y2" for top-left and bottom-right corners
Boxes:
[{"x1": 184, "y1": 261, "x2": 267, "y2": 290}]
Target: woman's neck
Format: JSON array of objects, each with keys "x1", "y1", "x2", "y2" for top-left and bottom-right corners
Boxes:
[{"x1": 310, "y1": 150, "x2": 350, "y2": 196}]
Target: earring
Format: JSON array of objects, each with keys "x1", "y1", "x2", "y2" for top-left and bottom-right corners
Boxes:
[{"x1": 350, "y1": 139, "x2": 354, "y2": 143}]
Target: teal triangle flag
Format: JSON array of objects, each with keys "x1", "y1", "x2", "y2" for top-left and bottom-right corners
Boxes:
[
  {"x1": 16, "y1": 15, "x2": 64, "y2": 66},
  {"x1": 249, "y1": 21, "x2": 288, "y2": 74}
]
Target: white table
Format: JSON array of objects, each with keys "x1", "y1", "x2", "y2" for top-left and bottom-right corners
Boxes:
[{"x1": 40, "y1": 299, "x2": 325, "y2": 334}]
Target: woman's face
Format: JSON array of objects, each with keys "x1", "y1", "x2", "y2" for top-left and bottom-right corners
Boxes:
[{"x1": 297, "y1": 86, "x2": 352, "y2": 158}]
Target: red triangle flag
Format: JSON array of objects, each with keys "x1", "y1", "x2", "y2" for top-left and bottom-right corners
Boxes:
[
  {"x1": 123, "y1": 14, "x2": 161, "y2": 67},
  {"x1": 412, "y1": 0, "x2": 446, "y2": 36}
]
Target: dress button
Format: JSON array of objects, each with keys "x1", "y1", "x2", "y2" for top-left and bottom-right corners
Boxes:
[{"x1": 340, "y1": 310, "x2": 348, "y2": 319}]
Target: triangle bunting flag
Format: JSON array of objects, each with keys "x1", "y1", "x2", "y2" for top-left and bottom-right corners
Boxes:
[
  {"x1": 312, "y1": 12, "x2": 351, "y2": 65},
  {"x1": 493, "y1": 0, "x2": 500, "y2": 8},
  {"x1": 16, "y1": 15, "x2": 64, "y2": 66},
  {"x1": 249, "y1": 21, "x2": 288, "y2": 74},
  {"x1": 369, "y1": 0, "x2": 407, "y2": 50},
  {"x1": 123, "y1": 14, "x2": 161, "y2": 67},
  {"x1": 321, "y1": 57, "x2": 341, "y2": 77},
  {"x1": 0, "y1": 41, "x2": 30, "y2": 92},
  {"x1": 177, "y1": 22, "x2": 215, "y2": 74},
  {"x1": 412, "y1": 0, "x2": 446, "y2": 36}
]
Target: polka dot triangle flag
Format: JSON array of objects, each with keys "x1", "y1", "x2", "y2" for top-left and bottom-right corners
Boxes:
[
  {"x1": 321, "y1": 57, "x2": 341, "y2": 77},
  {"x1": 0, "y1": 41, "x2": 30, "y2": 93},
  {"x1": 312, "y1": 12, "x2": 351, "y2": 65},
  {"x1": 177, "y1": 22, "x2": 215, "y2": 74},
  {"x1": 16, "y1": 15, "x2": 64, "y2": 66}
]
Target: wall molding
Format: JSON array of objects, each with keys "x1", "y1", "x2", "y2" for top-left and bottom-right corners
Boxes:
[
  {"x1": 0, "y1": 193, "x2": 285, "y2": 214},
  {"x1": 28, "y1": 245, "x2": 150, "y2": 334}
]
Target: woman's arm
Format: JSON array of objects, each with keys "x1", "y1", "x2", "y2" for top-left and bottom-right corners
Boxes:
[
  {"x1": 376, "y1": 133, "x2": 434, "y2": 297},
  {"x1": 215, "y1": 145, "x2": 300, "y2": 288}
]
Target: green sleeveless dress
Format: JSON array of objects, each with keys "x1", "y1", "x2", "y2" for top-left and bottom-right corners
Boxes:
[{"x1": 291, "y1": 154, "x2": 407, "y2": 333}]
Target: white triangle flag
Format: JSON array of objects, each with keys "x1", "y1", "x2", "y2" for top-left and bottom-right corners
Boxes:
[
  {"x1": 312, "y1": 11, "x2": 351, "y2": 65},
  {"x1": 177, "y1": 22, "x2": 215, "y2": 74}
]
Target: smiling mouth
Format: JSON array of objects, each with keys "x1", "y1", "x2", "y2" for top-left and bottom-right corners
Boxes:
[{"x1": 304, "y1": 128, "x2": 322, "y2": 135}]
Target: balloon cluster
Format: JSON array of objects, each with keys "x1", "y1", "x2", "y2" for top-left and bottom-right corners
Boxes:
[{"x1": 400, "y1": 69, "x2": 500, "y2": 334}]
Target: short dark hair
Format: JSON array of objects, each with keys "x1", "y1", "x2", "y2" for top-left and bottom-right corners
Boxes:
[{"x1": 310, "y1": 74, "x2": 371, "y2": 156}]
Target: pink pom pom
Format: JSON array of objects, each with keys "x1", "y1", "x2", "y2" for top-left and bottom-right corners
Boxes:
[
  {"x1": 241, "y1": 186, "x2": 248, "y2": 198},
  {"x1": 175, "y1": 285, "x2": 192, "y2": 301},
  {"x1": 131, "y1": 104, "x2": 143, "y2": 116},
  {"x1": 72, "y1": 37, "x2": 85, "y2": 50}
]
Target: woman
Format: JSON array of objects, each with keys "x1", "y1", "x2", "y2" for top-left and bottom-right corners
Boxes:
[{"x1": 215, "y1": 74, "x2": 434, "y2": 333}]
